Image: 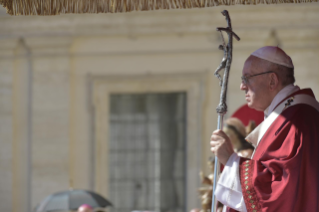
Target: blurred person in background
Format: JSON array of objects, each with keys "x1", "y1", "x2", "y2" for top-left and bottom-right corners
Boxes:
[
  {"x1": 196, "y1": 117, "x2": 255, "y2": 212},
  {"x1": 77, "y1": 204, "x2": 93, "y2": 212},
  {"x1": 223, "y1": 118, "x2": 255, "y2": 159}
]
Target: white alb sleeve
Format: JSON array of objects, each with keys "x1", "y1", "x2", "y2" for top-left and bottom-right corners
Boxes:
[{"x1": 214, "y1": 153, "x2": 247, "y2": 212}]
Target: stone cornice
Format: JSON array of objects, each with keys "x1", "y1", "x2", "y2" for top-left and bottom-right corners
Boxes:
[
  {"x1": 0, "y1": 37, "x2": 73, "y2": 57},
  {"x1": 0, "y1": 3, "x2": 319, "y2": 38}
]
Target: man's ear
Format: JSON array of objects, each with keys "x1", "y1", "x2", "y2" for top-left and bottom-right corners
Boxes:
[{"x1": 269, "y1": 73, "x2": 279, "y2": 90}]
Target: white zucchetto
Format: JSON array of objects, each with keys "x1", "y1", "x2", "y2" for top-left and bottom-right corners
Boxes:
[{"x1": 251, "y1": 46, "x2": 294, "y2": 68}]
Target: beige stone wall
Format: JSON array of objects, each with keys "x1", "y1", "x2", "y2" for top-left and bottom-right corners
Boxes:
[
  {"x1": 0, "y1": 3, "x2": 319, "y2": 212},
  {"x1": 0, "y1": 39, "x2": 14, "y2": 212},
  {"x1": 30, "y1": 38, "x2": 71, "y2": 210}
]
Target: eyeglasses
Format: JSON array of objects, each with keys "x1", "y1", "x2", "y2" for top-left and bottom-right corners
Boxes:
[{"x1": 241, "y1": 71, "x2": 274, "y2": 85}]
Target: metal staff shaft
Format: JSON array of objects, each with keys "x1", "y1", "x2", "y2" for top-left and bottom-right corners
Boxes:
[
  {"x1": 211, "y1": 10, "x2": 240, "y2": 212},
  {"x1": 211, "y1": 114, "x2": 223, "y2": 212}
]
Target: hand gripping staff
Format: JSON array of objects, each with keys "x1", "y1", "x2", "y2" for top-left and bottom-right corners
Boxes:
[{"x1": 211, "y1": 10, "x2": 240, "y2": 212}]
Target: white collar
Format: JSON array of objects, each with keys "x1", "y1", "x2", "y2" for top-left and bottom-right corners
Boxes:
[{"x1": 264, "y1": 84, "x2": 300, "y2": 118}]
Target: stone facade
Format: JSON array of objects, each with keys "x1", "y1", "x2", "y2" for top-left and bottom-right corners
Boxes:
[{"x1": 0, "y1": 3, "x2": 319, "y2": 212}]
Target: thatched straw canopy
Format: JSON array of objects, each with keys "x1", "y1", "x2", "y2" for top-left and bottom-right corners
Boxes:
[{"x1": 0, "y1": 0, "x2": 318, "y2": 15}]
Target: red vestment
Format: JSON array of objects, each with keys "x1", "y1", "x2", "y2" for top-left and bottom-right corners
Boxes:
[{"x1": 229, "y1": 89, "x2": 319, "y2": 212}]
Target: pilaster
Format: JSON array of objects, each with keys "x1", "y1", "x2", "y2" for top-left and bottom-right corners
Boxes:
[{"x1": 12, "y1": 38, "x2": 32, "y2": 212}]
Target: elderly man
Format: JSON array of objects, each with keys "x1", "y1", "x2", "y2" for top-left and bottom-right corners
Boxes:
[{"x1": 210, "y1": 46, "x2": 319, "y2": 212}]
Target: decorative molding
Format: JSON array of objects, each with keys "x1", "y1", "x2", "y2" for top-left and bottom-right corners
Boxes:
[
  {"x1": 91, "y1": 71, "x2": 211, "y2": 211},
  {"x1": 1, "y1": 0, "x2": 318, "y2": 16},
  {"x1": 0, "y1": 4, "x2": 319, "y2": 38}
]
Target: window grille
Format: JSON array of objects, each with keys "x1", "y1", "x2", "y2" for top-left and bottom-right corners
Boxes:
[{"x1": 108, "y1": 93, "x2": 186, "y2": 212}]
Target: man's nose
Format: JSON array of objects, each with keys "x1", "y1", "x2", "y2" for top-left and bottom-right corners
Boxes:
[{"x1": 240, "y1": 82, "x2": 247, "y2": 90}]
